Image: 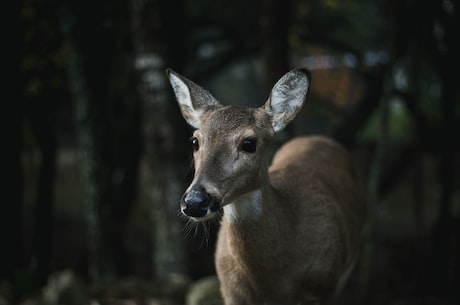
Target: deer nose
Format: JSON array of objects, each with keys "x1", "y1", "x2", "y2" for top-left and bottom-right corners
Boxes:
[{"x1": 181, "y1": 186, "x2": 217, "y2": 218}]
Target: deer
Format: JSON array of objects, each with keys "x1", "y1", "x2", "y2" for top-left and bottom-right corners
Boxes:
[{"x1": 166, "y1": 68, "x2": 366, "y2": 305}]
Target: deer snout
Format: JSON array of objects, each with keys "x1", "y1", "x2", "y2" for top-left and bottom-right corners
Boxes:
[{"x1": 181, "y1": 186, "x2": 220, "y2": 220}]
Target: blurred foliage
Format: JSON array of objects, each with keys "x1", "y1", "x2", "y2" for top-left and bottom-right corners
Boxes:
[
  {"x1": 290, "y1": 0, "x2": 386, "y2": 51},
  {"x1": 359, "y1": 98, "x2": 414, "y2": 141}
]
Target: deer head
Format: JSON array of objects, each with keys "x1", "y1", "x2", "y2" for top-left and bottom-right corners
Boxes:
[{"x1": 166, "y1": 69, "x2": 309, "y2": 221}]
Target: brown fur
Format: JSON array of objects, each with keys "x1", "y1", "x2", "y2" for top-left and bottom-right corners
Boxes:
[
  {"x1": 215, "y1": 136, "x2": 365, "y2": 305},
  {"x1": 166, "y1": 69, "x2": 366, "y2": 305}
]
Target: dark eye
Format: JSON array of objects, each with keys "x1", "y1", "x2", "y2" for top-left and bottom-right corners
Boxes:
[
  {"x1": 189, "y1": 136, "x2": 199, "y2": 151},
  {"x1": 241, "y1": 137, "x2": 257, "y2": 153}
]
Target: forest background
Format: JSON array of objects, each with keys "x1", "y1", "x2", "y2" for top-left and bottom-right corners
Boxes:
[{"x1": 2, "y1": 0, "x2": 459, "y2": 304}]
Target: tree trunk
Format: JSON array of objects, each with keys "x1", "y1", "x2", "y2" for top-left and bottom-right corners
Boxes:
[
  {"x1": 356, "y1": 72, "x2": 392, "y2": 304},
  {"x1": 130, "y1": 0, "x2": 189, "y2": 279},
  {"x1": 62, "y1": 0, "x2": 138, "y2": 282},
  {"x1": 30, "y1": 113, "x2": 56, "y2": 286},
  {"x1": 1, "y1": 0, "x2": 24, "y2": 284},
  {"x1": 260, "y1": 0, "x2": 291, "y2": 84},
  {"x1": 260, "y1": 0, "x2": 290, "y2": 89},
  {"x1": 260, "y1": 0, "x2": 291, "y2": 137}
]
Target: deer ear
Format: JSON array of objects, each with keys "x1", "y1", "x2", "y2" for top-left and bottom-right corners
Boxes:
[
  {"x1": 263, "y1": 69, "x2": 310, "y2": 133},
  {"x1": 166, "y1": 69, "x2": 222, "y2": 129}
]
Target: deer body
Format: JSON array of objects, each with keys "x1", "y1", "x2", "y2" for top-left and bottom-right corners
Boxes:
[{"x1": 167, "y1": 69, "x2": 365, "y2": 305}]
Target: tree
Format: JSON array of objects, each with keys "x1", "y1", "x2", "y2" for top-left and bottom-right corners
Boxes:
[
  {"x1": 62, "y1": 0, "x2": 140, "y2": 282},
  {"x1": 1, "y1": 0, "x2": 25, "y2": 288},
  {"x1": 130, "y1": 0, "x2": 190, "y2": 279},
  {"x1": 260, "y1": 0, "x2": 290, "y2": 90},
  {"x1": 385, "y1": 0, "x2": 460, "y2": 299}
]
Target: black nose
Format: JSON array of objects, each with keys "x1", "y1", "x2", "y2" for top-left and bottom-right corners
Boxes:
[{"x1": 181, "y1": 187, "x2": 212, "y2": 218}]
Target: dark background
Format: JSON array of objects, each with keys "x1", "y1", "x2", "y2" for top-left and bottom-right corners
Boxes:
[{"x1": 2, "y1": 0, "x2": 459, "y2": 304}]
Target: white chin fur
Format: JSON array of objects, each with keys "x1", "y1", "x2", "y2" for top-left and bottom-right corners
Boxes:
[{"x1": 223, "y1": 190, "x2": 262, "y2": 223}]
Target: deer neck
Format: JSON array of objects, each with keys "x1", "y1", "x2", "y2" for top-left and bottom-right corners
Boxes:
[
  {"x1": 222, "y1": 180, "x2": 278, "y2": 226},
  {"x1": 223, "y1": 189, "x2": 264, "y2": 223},
  {"x1": 221, "y1": 183, "x2": 284, "y2": 292}
]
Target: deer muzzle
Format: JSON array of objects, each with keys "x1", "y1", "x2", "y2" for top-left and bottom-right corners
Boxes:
[{"x1": 181, "y1": 186, "x2": 220, "y2": 220}]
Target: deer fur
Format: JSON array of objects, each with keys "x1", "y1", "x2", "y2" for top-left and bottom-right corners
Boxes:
[{"x1": 166, "y1": 68, "x2": 366, "y2": 305}]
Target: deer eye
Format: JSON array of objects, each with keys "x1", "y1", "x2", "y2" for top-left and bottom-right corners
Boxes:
[
  {"x1": 241, "y1": 137, "x2": 257, "y2": 153},
  {"x1": 189, "y1": 136, "x2": 199, "y2": 151}
]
